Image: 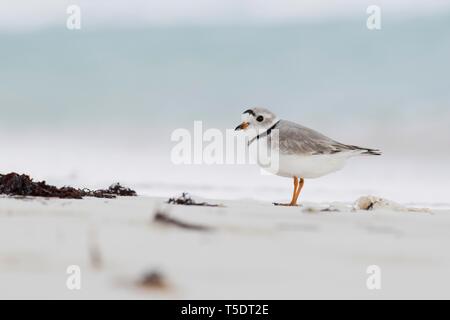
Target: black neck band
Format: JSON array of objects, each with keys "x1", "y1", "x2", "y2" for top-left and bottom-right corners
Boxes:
[{"x1": 248, "y1": 120, "x2": 280, "y2": 146}]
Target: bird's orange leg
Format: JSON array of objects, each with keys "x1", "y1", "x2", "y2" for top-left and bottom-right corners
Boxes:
[
  {"x1": 292, "y1": 178, "x2": 304, "y2": 205},
  {"x1": 289, "y1": 177, "x2": 299, "y2": 206},
  {"x1": 274, "y1": 177, "x2": 299, "y2": 206}
]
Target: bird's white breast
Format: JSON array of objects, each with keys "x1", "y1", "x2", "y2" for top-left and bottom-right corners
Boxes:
[
  {"x1": 249, "y1": 136, "x2": 354, "y2": 179},
  {"x1": 272, "y1": 153, "x2": 349, "y2": 178}
]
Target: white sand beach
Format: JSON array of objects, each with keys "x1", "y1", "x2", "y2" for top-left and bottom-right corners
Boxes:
[{"x1": 1, "y1": 194, "x2": 449, "y2": 299}]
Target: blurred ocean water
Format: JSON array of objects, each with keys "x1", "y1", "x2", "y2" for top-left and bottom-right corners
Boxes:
[{"x1": 0, "y1": 14, "x2": 449, "y2": 203}]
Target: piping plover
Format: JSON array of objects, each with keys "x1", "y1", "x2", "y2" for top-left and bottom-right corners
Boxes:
[{"x1": 235, "y1": 107, "x2": 381, "y2": 206}]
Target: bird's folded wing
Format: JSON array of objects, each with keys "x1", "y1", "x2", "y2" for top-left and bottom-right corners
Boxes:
[{"x1": 276, "y1": 120, "x2": 353, "y2": 156}]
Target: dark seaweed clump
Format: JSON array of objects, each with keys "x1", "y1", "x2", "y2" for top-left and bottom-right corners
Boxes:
[
  {"x1": 0, "y1": 172, "x2": 136, "y2": 199},
  {"x1": 167, "y1": 192, "x2": 219, "y2": 207},
  {"x1": 84, "y1": 183, "x2": 137, "y2": 198}
]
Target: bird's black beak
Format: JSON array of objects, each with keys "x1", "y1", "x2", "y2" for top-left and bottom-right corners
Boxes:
[{"x1": 235, "y1": 122, "x2": 250, "y2": 131}]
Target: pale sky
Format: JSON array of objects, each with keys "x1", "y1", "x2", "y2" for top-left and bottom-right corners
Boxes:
[{"x1": 0, "y1": 0, "x2": 449, "y2": 30}]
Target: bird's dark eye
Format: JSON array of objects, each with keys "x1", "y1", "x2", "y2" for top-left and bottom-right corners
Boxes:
[{"x1": 256, "y1": 115, "x2": 264, "y2": 122}]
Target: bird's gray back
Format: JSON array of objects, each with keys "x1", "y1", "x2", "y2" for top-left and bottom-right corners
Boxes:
[{"x1": 274, "y1": 120, "x2": 349, "y2": 155}]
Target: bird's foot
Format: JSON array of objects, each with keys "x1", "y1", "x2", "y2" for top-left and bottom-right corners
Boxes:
[{"x1": 273, "y1": 202, "x2": 299, "y2": 207}]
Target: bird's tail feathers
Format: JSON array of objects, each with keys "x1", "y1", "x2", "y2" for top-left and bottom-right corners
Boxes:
[
  {"x1": 345, "y1": 145, "x2": 382, "y2": 156},
  {"x1": 361, "y1": 148, "x2": 382, "y2": 156}
]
